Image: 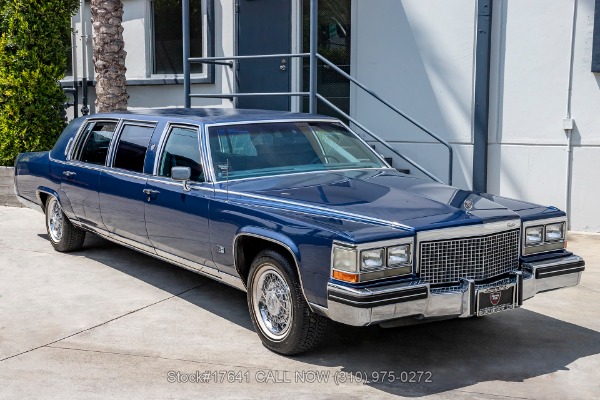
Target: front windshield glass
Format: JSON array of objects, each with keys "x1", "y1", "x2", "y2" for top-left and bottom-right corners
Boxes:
[{"x1": 208, "y1": 121, "x2": 386, "y2": 181}]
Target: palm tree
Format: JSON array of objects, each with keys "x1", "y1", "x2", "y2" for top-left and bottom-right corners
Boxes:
[{"x1": 90, "y1": 0, "x2": 127, "y2": 112}]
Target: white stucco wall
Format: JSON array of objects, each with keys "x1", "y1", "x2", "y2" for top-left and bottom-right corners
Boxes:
[
  {"x1": 350, "y1": 0, "x2": 477, "y2": 189},
  {"x1": 351, "y1": 0, "x2": 600, "y2": 231},
  {"x1": 487, "y1": 0, "x2": 600, "y2": 231}
]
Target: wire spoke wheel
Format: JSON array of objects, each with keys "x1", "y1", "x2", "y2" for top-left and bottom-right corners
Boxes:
[
  {"x1": 47, "y1": 198, "x2": 64, "y2": 242},
  {"x1": 252, "y1": 265, "x2": 293, "y2": 340}
]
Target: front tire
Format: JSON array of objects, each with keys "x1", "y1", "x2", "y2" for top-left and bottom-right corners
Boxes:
[
  {"x1": 45, "y1": 196, "x2": 86, "y2": 252},
  {"x1": 247, "y1": 249, "x2": 328, "y2": 355}
]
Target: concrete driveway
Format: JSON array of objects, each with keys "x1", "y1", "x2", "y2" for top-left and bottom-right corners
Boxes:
[{"x1": 1, "y1": 206, "x2": 599, "y2": 399}]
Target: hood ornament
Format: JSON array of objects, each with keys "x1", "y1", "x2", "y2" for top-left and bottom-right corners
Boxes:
[{"x1": 463, "y1": 199, "x2": 474, "y2": 211}]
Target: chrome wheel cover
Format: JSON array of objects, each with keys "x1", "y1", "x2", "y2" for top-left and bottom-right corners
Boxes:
[
  {"x1": 252, "y1": 265, "x2": 293, "y2": 340},
  {"x1": 47, "y1": 198, "x2": 63, "y2": 243}
]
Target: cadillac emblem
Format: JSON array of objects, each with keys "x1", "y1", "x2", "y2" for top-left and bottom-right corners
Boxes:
[
  {"x1": 490, "y1": 292, "x2": 501, "y2": 306},
  {"x1": 463, "y1": 199, "x2": 474, "y2": 210}
]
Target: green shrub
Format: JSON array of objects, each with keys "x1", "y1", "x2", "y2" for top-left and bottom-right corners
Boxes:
[{"x1": 0, "y1": 0, "x2": 79, "y2": 166}]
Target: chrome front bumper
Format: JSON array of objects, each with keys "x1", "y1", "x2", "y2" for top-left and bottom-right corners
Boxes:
[{"x1": 324, "y1": 254, "x2": 585, "y2": 326}]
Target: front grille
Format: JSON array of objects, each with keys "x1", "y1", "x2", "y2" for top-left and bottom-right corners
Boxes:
[{"x1": 419, "y1": 229, "x2": 520, "y2": 284}]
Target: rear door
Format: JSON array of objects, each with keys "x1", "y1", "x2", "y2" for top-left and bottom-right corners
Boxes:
[
  {"x1": 61, "y1": 120, "x2": 117, "y2": 229},
  {"x1": 99, "y1": 122, "x2": 156, "y2": 248}
]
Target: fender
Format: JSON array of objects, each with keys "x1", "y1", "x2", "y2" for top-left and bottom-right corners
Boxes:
[
  {"x1": 36, "y1": 186, "x2": 78, "y2": 223},
  {"x1": 234, "y1": 226, "x2": 315, "y2": 311}
]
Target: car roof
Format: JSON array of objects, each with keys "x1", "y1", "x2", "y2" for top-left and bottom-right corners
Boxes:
[{"x1": 87, "y1": 107, "x2": 340, "y2": 125}]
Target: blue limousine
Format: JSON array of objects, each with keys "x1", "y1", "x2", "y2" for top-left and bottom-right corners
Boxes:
[{"x1": 14, "y1": 108, "x2": 585, "y2": 355}]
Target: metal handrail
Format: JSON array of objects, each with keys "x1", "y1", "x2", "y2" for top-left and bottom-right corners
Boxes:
[
  {"x1": 316, "y1": 53, "x2": 453, "y2": 185},
  {"x1": 316, "y1": 94, "x2": 442, "y2": 183}
]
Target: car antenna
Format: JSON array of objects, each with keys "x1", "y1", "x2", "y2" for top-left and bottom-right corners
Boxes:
[{"x1": 226, "y1": 158, "x2": 230, "y2": 202}]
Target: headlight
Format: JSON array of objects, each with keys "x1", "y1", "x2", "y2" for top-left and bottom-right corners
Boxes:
[
  {"x1": 525, "y1": 226, "x2": 543, "y2": 245},
  {"x1": 332, "y1": 246, "x2": 357, "y2": 273},
  {"x1": 361, "y1": 248, "x2": 384, "y2": 271},
  {"x1": 545, "y1": 222, "x2": 565, "y2": 241},
  {"x1": 387, "y1": 244, "x2": 411, "y2": 267}
]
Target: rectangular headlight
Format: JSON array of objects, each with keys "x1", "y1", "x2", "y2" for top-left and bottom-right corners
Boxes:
[
  {"x1": 545, "y1": 222, "x2": 565, "y2": 241},
  {"x1": 387, "y1": 244, "x2": 411, "y2": 267},
  {"x1": 525, "y1": 226, "x2": 543, "y2": 245},
  {"x1": 361, "y1": 248, "x2": 384, "y2": 271},
  {"x1": 332, "y1": 246, "x2": 357, "y2": 273}
]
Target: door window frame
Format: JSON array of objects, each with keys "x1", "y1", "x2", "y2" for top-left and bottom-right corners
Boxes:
[
  {"x1": 107, "y1": 120, "x2": 158, "y2": 175},
  {"x1": 67, "y1": 118, "x2": 121, "y2": 167},
  {"x1": 153, "y1": 123, "x2": 209, "y2": 183}
]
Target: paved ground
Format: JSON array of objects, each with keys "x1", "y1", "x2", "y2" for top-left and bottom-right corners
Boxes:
[{"x1": 0, "y1": 206, "x2": 599, "y2": 399}]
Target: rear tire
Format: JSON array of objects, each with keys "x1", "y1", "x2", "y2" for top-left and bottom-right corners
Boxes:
[
  {"x1": 45, "y1": 196, "x2": 86, "y2": 252},
  {"x1": 247, "y1": 249, "x2": 328, "y2": 355}
]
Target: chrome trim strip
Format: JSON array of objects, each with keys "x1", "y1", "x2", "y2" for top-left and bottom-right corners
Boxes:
[
  {"x1": 87, "y1": 226, "x2": 247, "y2": 292},
  {"x1": 232, "y1": 232, "x2": 314, "y2": 311},
  {"x1": 214, "y1": 188, "x2": 412, "y2": 231}
]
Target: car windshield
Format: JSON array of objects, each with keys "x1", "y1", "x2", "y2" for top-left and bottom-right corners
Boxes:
[{"x1": 208, "y1": 121, "x2": 387, "y2": 181}]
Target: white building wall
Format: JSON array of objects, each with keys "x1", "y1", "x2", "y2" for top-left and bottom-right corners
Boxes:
[
  {"x1": 488, "y1": 0, "x2": 600, "y2": 232},
  {"x1": 351, "y1": 0, "x2": 600, "y2": 232},
  {"x1": 350, "y1": 0, "x2": 477, "y2": 189}
]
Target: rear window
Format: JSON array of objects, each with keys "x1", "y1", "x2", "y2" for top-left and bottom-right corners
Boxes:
[{"x1": 73, "y1": 121, "x2": 117, "y2": 165}]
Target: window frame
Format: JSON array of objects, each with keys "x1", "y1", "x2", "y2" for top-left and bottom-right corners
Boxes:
[
  {"x1": 149, "y1": 0, "x2": 215, "y2": 84},
  {"x1": 154, "y1": 123, "x2": 206, "y2": 183},
  {"x1": 108, "y1": 121, "x2": 158, "y2": 174},
  {"x1": 68, "y1": 119, "x2": 120, "y2": 166}
]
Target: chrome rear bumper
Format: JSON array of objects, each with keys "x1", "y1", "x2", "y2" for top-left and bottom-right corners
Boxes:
[{"x1": 323, "y1": 254, "x2": 585, "y2": 326}]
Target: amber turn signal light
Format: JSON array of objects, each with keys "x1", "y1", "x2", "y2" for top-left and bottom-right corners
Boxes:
[{"x1": 332, "y1": 270, "x2": 359, "y2": 283}]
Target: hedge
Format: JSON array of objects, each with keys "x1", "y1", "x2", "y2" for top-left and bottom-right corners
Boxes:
[{"x1": 0, "y1": 0, "x2": 79, "y2": 166}]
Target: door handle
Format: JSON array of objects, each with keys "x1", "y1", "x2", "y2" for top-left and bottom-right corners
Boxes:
[
  {"x1": 63, "y1": 171, "x2": 76, "y2": 177},
  {"x1": 142, "y1": 189, "x2": 160, "y2": 195}
]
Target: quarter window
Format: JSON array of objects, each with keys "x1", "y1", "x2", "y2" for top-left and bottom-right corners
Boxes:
[
  {"x1": 158, "y1": 127, "x2": 204, "y2": 182},
  {"x1": 73, "y1": 121, "x2": 117, "y2": 165},
  {"x1": 113, "y1": 124, "x2": 155, "y2": 173}
]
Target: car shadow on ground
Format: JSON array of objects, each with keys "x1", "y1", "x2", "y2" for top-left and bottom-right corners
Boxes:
[{"x1": 75, "y1": 233, "x2": 600, "y2": 397}]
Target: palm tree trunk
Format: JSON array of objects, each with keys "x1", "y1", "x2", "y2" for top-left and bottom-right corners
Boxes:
[{"x1": 91, "y1": 0, "x2": 127, "y2": 112}]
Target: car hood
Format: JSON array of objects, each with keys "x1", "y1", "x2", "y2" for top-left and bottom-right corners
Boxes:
[{"x1": 220, "y1": 169, "x2": 543, "y2": 232}]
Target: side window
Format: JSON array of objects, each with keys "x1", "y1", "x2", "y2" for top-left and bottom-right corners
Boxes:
[
  {"x1": 73, "y1": 121, "x2": 117, "y2": 165},
  {"x1": 158, "y1": 127, "x2": 204, "y2": 182},
  {"x1": 112, "y1": 124, "x2": 155, "y2": 173}
]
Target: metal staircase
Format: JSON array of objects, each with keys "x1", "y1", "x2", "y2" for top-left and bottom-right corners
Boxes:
[{"x1": 180, "y1": 0, "x2": 453, "y2": 186}]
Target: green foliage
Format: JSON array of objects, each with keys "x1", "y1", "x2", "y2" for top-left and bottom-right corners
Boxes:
[{"x1": 0, "y1": 0, "x2": 79, "y2": 166}]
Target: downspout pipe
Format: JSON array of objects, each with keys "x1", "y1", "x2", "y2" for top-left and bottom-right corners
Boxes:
[
  {"x1": 183, "y1": 0, "x2": 191, "y2": 108},
  {"x1": 472, "y1": 0, "x2": 493, "y2": 192},
  {"x1": 564, "y1": 0, "x2": 579, "y2": 228},
  {"x1": 80, "y1": 0, "x2": 90, "y2": 115}
]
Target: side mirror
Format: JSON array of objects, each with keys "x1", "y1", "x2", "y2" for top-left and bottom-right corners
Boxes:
[{"x1": 171, "y1": 166, "x2": 191, "y2": 191}]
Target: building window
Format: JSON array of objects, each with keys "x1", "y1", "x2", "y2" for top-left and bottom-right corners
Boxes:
[{"x1": 152, "y1": 0, "x2": 204, "y2": 75}]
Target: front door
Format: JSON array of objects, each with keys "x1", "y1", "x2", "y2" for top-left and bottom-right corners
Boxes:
[
  {"x1": 144, "y1": 124, "x2": 214, "y2": 270},
  {"x1": 236, "y1": 0, "x2": 291, "y2": 111}
]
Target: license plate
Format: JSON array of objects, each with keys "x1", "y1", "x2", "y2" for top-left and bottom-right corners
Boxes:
[{"x1": 477, "y1": 284, "x2": 517, "y2": 316}]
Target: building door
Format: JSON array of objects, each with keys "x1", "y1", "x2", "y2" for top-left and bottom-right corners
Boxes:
[{"x1": 236, "y1": 0, "x2": 291, "y2": 111}]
